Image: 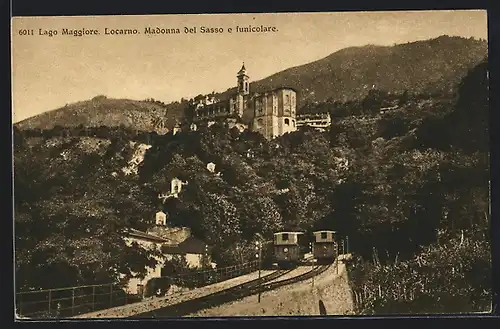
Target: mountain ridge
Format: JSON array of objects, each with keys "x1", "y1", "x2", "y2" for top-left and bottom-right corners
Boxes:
[{"x1": 15, "y1": 35, "x2": 487, "y2": 130}]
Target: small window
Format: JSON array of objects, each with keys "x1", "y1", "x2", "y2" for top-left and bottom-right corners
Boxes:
[
  {"x1": 284, "y1": 118, "x2": 290, "y2": 125},
  {"x1": 174, "y1": 185, "x2": 179, "y2": 193},
  {"x1": 292, "y1": 120, "x2": 295, "y2": 127},
  {"x1": 137, "y1": 284, "x2": 144, "y2": 296},
  {"x1": 321, "y1": 232, "x2": 328, "y2": 239},
  {"x1": 282, "y1": 233, "x2": 289, "y2": 241}
]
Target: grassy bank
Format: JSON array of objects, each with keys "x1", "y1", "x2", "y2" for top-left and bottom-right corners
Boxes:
[{"x1": 345, "y1": 230, "x2": 491, "y2": 315}]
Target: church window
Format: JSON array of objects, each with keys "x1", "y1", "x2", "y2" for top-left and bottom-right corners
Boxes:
[
  {"x1": 258, "y1": 104, "x2": 263, "y2": 114},
  {"x1": 174, "y1": 185, "x2": 179, "y2": 193},
  {"x1": 292, "y1": 120, "x2": 295, "y2": 127},
  {"x1": 285, "y1": 95, "x2": 290, "y2": 105},
  {"x1": 285, "y1": 118, "x2": 290, "y2": 125}
]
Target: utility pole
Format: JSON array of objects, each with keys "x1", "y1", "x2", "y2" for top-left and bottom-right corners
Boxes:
[
  {"x1": 255, "y1": 240, "x2": 262, "y2": 303},
  {"x1": 309, "y1": 241, "x2": 314, "y2": 288},
  {"x1": 205, "y1": 244, "x2": 209, "y2": 283},
  {"x1": 204, "y1": 244, "x2": 209, "y2": 269},
  {"x1": 336, "y1": 241, "x2": 339, "y2": 275}
]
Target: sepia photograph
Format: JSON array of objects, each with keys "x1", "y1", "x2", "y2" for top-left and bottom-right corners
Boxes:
[{"x1": 11, "y1": 10, "x2": 491, "y2": 319}]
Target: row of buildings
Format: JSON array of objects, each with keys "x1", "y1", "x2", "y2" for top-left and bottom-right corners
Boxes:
[
  {"x1": 191, "y1": 63, "x2": 332, "y2": 137},
  {"x1": 154, "y1": 63, "x2": 332, "y2": 138}
]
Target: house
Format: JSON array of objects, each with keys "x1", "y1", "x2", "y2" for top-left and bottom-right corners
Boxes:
[
  {"x1": 121, "y1": 211, "x2": 213, "y2": 296},
  {"x1": 207, "y1": 162, "x2": 216, "y2": 173},
  {"x1": 161, "y1": 235, "x2": 213, "y2": 268},
  {"x1": 155, "y1": 210, "x2": 167, "y2": 226},
  {"x1": 296, "y1": 112, "x2": 332, "y2": 131},
  {"x1": 171, "y1": 177, "x2": 187, "y2": 196},
  {"x1": 157, "y1": 177, "x2": 188, "y2": 203},
  {"x1": 122, "y1": 229, "x2": 172, "y2": 296}
]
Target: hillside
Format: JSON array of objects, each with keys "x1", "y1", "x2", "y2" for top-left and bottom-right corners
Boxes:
[
  {"x1": 15, "y1": 35, "x2": 487, "y2": 130},
  {"x1": 13, "y1": 41, "x2": 490, "y2": 314},
  {"x1": 224, "y1": 35, "x2": 487, "y2": 121},
  {"x1": 14, "y1": 95, "x2": 189, "y2": 132}
]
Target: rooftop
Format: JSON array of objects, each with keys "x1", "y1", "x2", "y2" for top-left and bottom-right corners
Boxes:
[
  {"x1": 126, "y1": 229, "x2": 173, "y2": 243},
  {"x1": 274, "y1": 232, "x2": 305, "y2": 235},
  {"x1": 252, "y1": 86, "x2": 298, "y2": 95},
  {"x1": 161, "y1": 236, "x2": 212, "y2": 255}
]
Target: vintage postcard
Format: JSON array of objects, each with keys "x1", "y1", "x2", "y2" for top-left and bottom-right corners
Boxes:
[{"x1": 12, "y1": 10, "x2": 491, "y2": 319}]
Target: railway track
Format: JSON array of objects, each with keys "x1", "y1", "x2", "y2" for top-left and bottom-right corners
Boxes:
[
  {"x1": 255, "y1": 264, "x2": 331, "y2": 293},
  {"x1": 131, "y1": 264, "x2": 332, "y2": 318},
  {"x1": 130, "y1": 268, "x2": 293, "y2": 318}
]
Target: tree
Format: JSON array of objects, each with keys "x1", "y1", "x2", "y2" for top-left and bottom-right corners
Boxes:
[{"x1": 14, "y1": 137, "x2": 160, "y2": 290}]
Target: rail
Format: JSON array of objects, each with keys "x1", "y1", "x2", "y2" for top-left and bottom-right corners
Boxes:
[
  {"x1": 15, "y1": 282, "x2": 137, "y2": 319},
  {"x1": 131, "y1": 264, "x2": 332, "y2": 318},
  {"x1": 258, "y1": 264, "x2": 331, "y2": 292},
  {"x1": 131, "y1": 269, "x2": 293, "y2": 318},
  {"x1": 15, "y1": 260, "x2": 260, "y2": 319},
  {"x1": 145, "y1": 260, "x2": 259, "y2": 296}
]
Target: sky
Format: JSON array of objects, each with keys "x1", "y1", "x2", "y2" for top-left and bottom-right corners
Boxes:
[{"x1": 11, "y1": 10, "x2": 488, "y2": 123}]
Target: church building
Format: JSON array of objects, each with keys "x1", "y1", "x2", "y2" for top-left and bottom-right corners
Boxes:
[{"x1": 192, "y1": 63, "x2": 298, "y2": 139}]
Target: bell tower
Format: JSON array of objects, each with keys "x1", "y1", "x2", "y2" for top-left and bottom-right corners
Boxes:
[{"x1": 237, "y1": 62, "x2": 250, "y2": 95}]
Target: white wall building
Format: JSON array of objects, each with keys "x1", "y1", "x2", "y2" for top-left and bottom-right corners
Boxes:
[
  {"x1": 296, "y1": 112, "x2": 332, "y2": 132},
  {"x1": 122, "y1": 216, "x2": 212, "y2": 296},
  {"x1": 122, "y1": 229, "x2": 171, "y2": 296}
]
